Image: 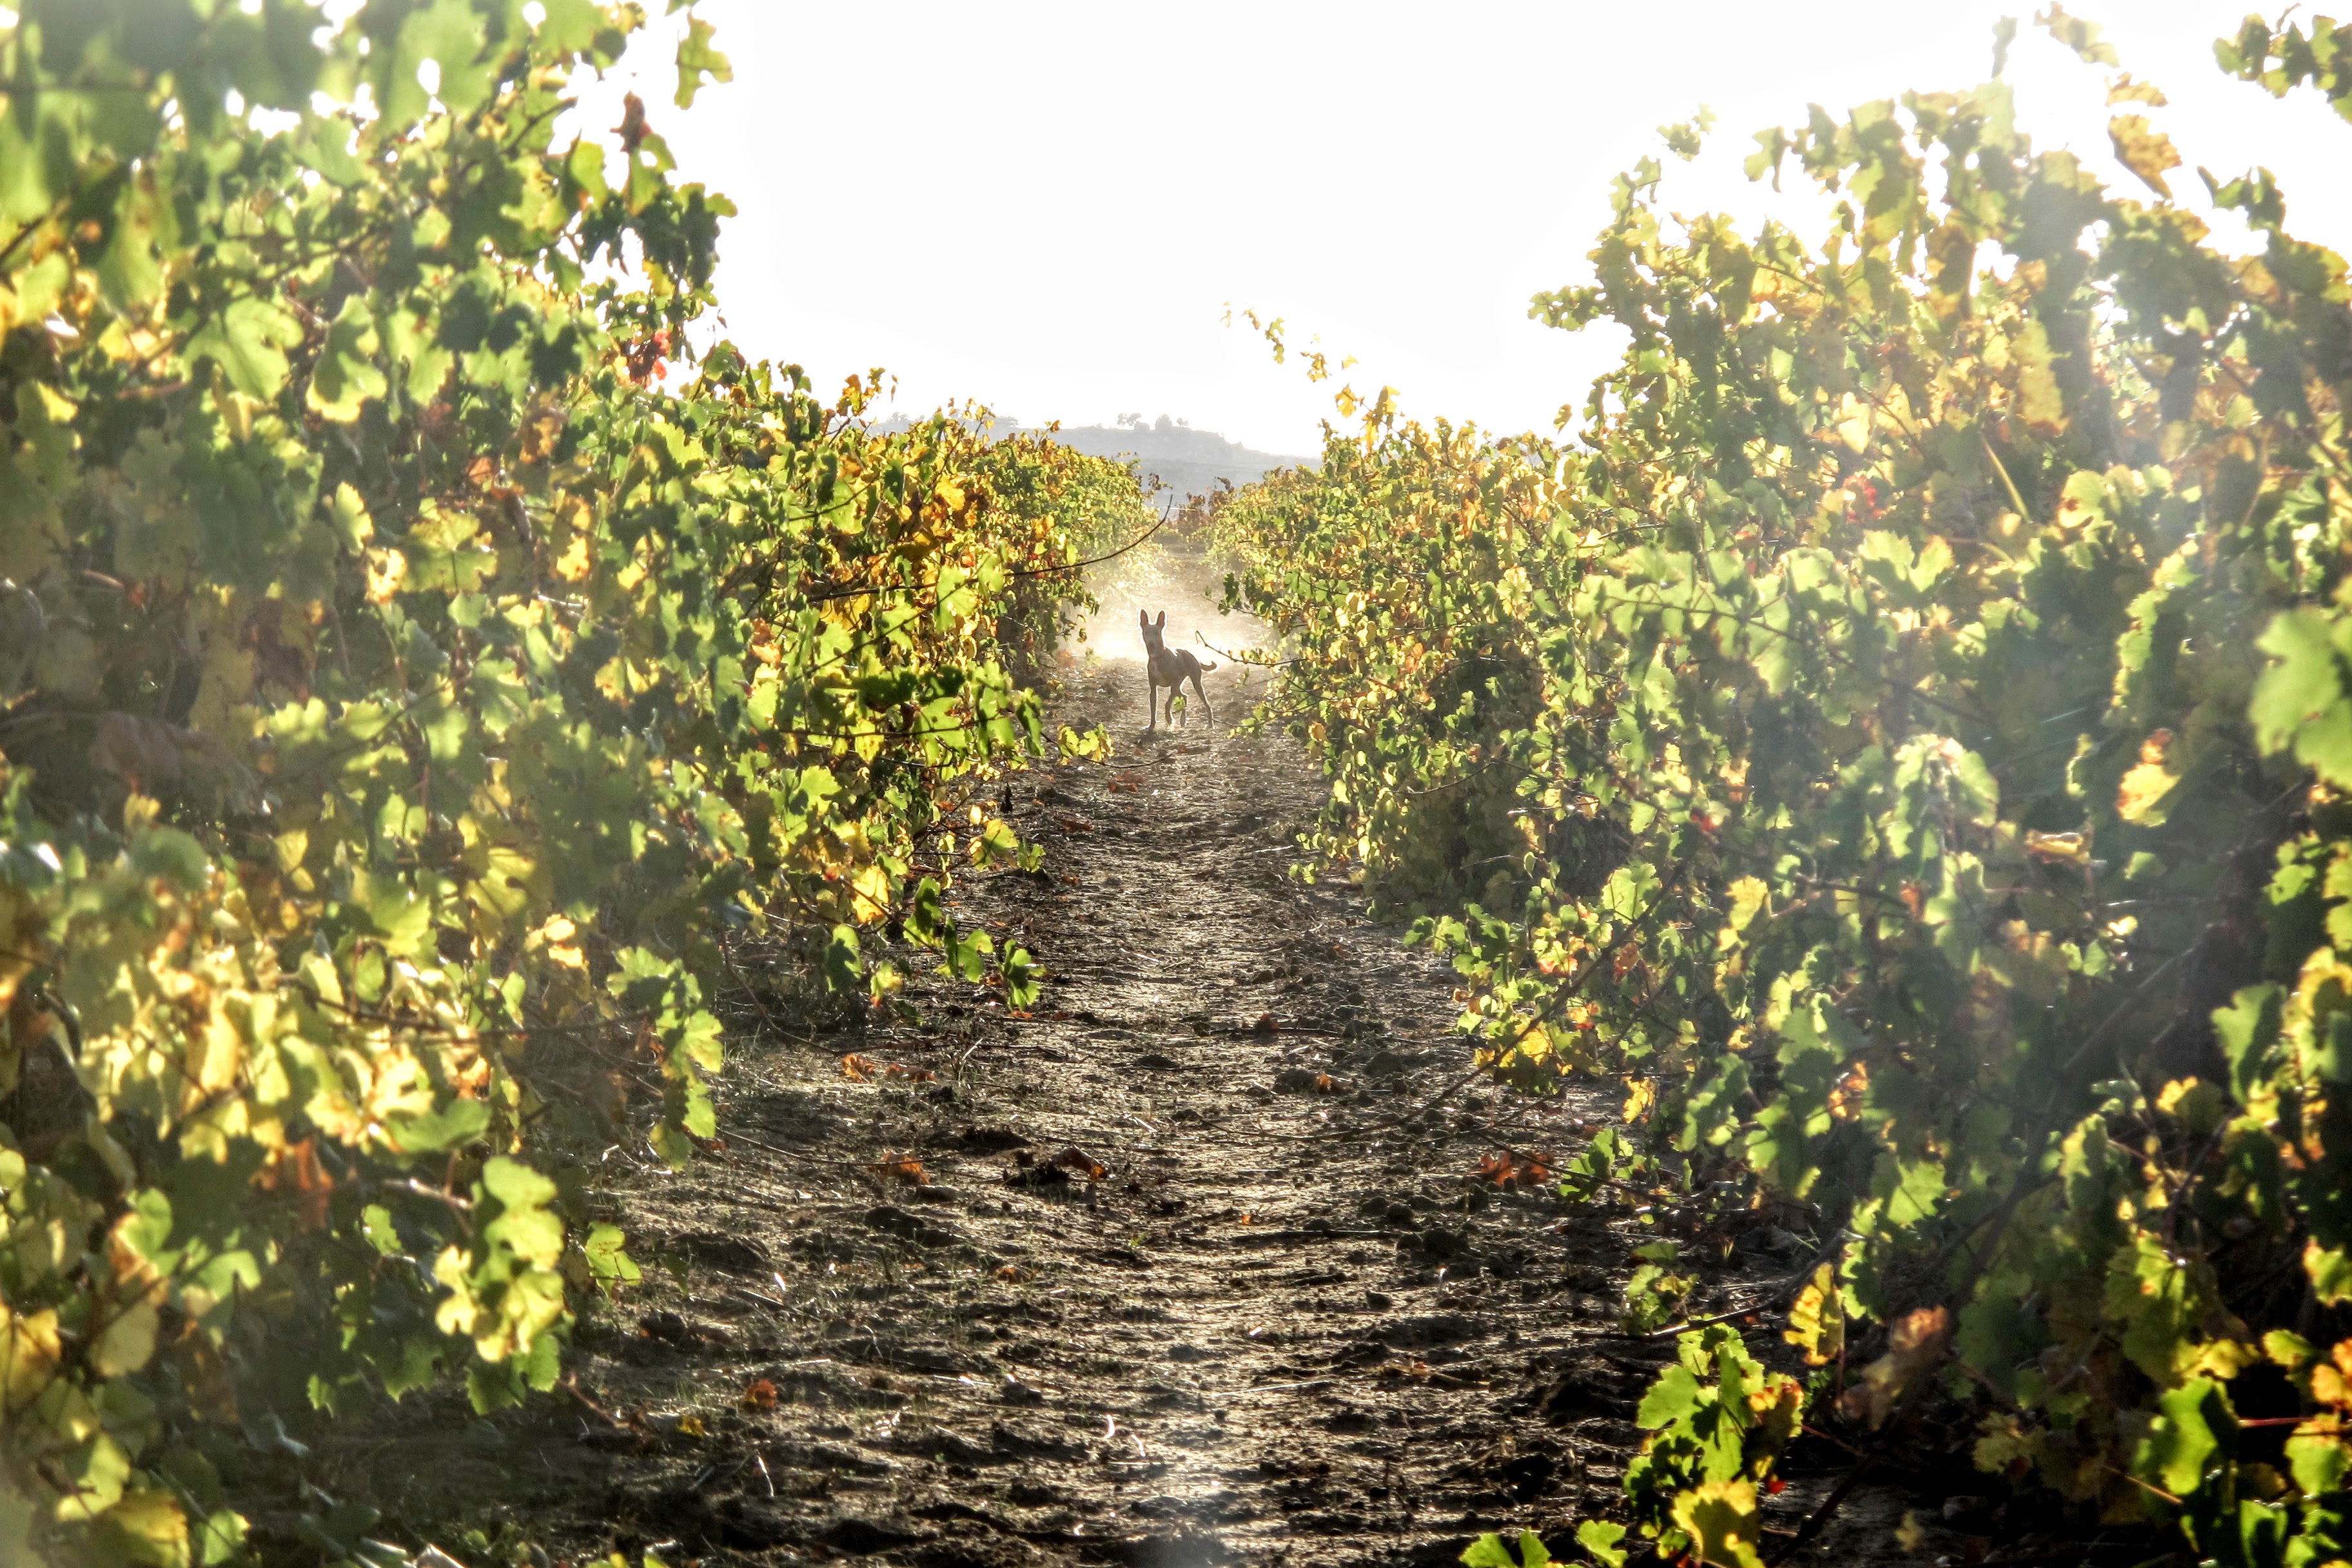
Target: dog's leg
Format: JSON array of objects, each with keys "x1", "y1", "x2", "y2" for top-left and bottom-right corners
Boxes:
[
  {"x1": 1144, "y1": 671, "x2": 1156, "y2": 733},
  {"x1": 1191, "y1": 669, "x2": 1211, "y2": 727}
]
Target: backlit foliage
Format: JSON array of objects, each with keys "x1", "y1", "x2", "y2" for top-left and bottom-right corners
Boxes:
[
  {"x1": 0, "y1": 3, "x2": 1146, "y2": 1560},
  {"x1": 1220, "y1": 10, "x2": 2352, "y2": 1560}
]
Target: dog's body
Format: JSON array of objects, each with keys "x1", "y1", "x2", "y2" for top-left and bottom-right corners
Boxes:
[{"x1": 1140, "y1": 611, "x2": 1214, "y2": 732}]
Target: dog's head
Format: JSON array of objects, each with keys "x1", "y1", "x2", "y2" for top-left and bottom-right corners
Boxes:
[{"x1": 1139, "y1": 609, "x2": 1166, "y2": 651}]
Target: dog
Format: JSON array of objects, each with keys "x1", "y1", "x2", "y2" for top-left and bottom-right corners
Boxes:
[{"x1": 1139, "y1": 610, "x2": 1215, "y2": 733}]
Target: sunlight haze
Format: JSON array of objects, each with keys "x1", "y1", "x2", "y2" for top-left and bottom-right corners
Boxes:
[{"x1": 594, "y1": 3, "x2": 2352, "y2": 455}]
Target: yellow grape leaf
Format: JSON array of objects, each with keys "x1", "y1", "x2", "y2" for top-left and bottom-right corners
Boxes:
[
  {"x1": 91, "y1": 1487, "x2": 188, "y2": 1567},
  {"x1": 1725, "y1": 876, "x2": 1769, "y2": 934},
  {"x1": 1833, "y1": 393, "x2": 1872, "y2": 455},
  {"x1": 2156, "y1": 1076, "x2": 2225, "y2": 1136},
  {"x1": 327, "y1": 481, "x2": 375, "y2": 550},
  {"x1": 1671, "y1": 1478, "x2": 1765, "y2": 1568},
  {"x1": 433, "y1": 1245, "x2": 481, "y2": 1340},
  {"x1": 1622, "y1": 1076, "x2": 1656, "y2": 1124},
  {"x1": 1785, "y1": 1262, "x2": 1845, "y2": 1366},
  {"x1": 553, "y1": 529, "x2": 592, "y2": 582},
  {"x1": 1747, "y1": 1372, "x2": 1805, "y2": 1449},
  {"x1": 476, "y1": 1266, "x2": 565, "y2": 1362},
  {"x1": 1974, "y1": 1415, "x2": 2038, "y2": 1475},
  {"x1": 527, "y1": 914, "x2": 587, "y2": 970},
  {"x1": 2115, "y1": 760, "x2": 2179, "y2": 824},
  {"x1": 88, "y1": 1294, "x2": 159, "y2": 1380},
  {"x1": 0, "y1": 1304, "x2": 63, "y2": 1412},
  {"x1": 1894, "y1": 1511, "x2": 1928, "y2": 1554},
  {"x1": 2108, "y1": 74, "x2": 2168, "y2": 106},
  {"x1": 2040, "y1": 3, "x2": 2119, "y2": 64},
  {"x1": 2108, "y1": 114, "x2": 2181, "y2": 199},
  {"x1": 850, "y1": 861, "x2": 892, "y2": 923},
  {"x1": 2012, "y1": 319, "x2": 2067, "y2": 433},
  {"x1": 2117, "y1": 727, "x2": 2178, "y2": 824},
  {"x1": 2023, "y1": 830, "x2": 2090, "y2": 866},
  {"x1": 365, "y1": 546, "x2": 408, "y2": 603},
  {"x1": 467, "y1": 843, "x2": 541, "y2": 930},
  {"x1": 272, "y1": 827, "x2": 309, "y2": 874},
  {"x1": 2187, "y1": 1337, "x2": 2262, "y2": 1381}
]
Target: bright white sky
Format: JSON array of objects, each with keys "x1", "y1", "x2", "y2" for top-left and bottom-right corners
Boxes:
[{"x1": 582, "y1": 3, "x2": 2352, "y2": 455}]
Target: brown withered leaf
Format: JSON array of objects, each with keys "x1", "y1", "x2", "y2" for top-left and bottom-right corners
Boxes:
[
  {"x1": 259, "y1": 1138, "x2": 336, "y2": 1231},
  {"x1": 1837, "y1": 1305, "x2": 1950, "y2": 1429},
  {"x1": 841, "y1": 1054, "x2": 877, "y2": 1081},
  {"x1": 741, "y1": 1378, "x2": 779, "y2": 1411},
  {"x1": 2108, "y1": 113, "x2": 2181, "y2": 198},
  {"x1": 1476, "y1": 1148, "x2": 1555, "y2": 1189},
  {"x1": 869, "y1": 1154, "x2": 928, "y2": 1186},
  {"x1": 1051, "y1": 1146, "x2": 1108, "y2": 1181},
  {"x1": 2023, "y1": 830, "x2": 2090, "y2": 866},
  {"x1": 1253, "y1": 1012, "x2": 1279, "y2": 1036},
  {"x1": 883, "y1": 1063, "x2": 937, "y2": 1083}
]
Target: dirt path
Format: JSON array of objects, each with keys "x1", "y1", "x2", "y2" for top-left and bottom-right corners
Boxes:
[
  {"x1": 317, "y1": 569, "x2": 1779, "y2": 1567},
  {"x1": 277, "y1": 560, "x2": 2026, "y2": 1568}
]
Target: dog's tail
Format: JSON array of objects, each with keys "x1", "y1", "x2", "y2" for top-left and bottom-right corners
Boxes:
[{"x1": 1199, "y1": 661, "x2": 1218, "y2": 673}]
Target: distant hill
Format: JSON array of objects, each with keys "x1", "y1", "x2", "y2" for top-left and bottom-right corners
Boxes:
[
  {"x1": 1037, "y1": 421, "x2": 1310, "y2": 503},
  {"x1": 873, "y1": 413, "x2": 1309, "y2": 502}
]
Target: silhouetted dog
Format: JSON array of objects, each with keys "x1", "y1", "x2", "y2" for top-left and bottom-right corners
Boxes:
[{"x1": 1139, "y1": 610, "x2": 1214, "y2": 733}]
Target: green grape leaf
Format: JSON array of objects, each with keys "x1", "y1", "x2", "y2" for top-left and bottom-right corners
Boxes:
[
  {"x1": 2253, "y1": 611, "x2": 2352, "y2": 787},
  {"x1": 308, "y1": 295, "x2": 387, "y2": 421},
  {"x1": 1575, "y1": 1522, "x2": 1629, "y2": 1568},
  {"x1": 187, "y1": 296, "x2": 302, "y2": 400},
  {"x1": 675, "y1": 16, "x2": 734, "y2": 108},
  {"x1": 386, "y1": 1099, "x2": 491, "y2": 1156},
  {"x1": 2133, "y1": 1377, "x2": 2231, "y2": 1496}
]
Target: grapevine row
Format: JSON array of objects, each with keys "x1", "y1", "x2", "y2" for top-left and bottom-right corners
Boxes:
[
  {"x1": 1216, "y1": 12, "x2": 2352, "y2": 1563},
  {"x1": 0, "y1": 3, "x2": 1148, "y2": 1561}
]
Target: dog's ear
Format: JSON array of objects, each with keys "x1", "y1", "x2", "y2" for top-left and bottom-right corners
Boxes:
[
  {"x1": 1156, "y1": 611, "x2": 1166, "y2": 629},
  {"x1": 1139, "y1": 609, "x2": 1148, "y2": 627}
]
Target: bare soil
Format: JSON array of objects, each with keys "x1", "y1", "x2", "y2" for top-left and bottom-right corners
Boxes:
[{"x1": 293, "y1": 560, "x2": 1954, "y2": 1568}]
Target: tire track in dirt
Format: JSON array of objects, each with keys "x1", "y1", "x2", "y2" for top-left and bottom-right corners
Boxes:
[{"x1": 326, "y1": 570, "x2": 1763, "y2": 1567}]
